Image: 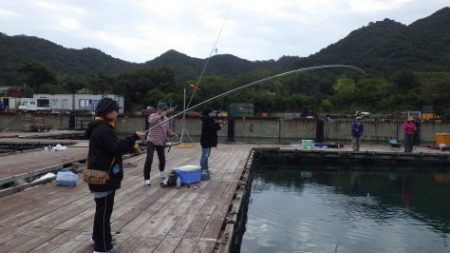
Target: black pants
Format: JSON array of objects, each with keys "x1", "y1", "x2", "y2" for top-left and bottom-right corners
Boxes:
[
  {"x1": 404, "y1": 135, "x2": 414, "y2": 152},
  {"x1": 143, "y1": 142, "x2": 165, "y2": 180},
  {"x1": 93, "y1": 191, "x2": 115, "y2": 252}
]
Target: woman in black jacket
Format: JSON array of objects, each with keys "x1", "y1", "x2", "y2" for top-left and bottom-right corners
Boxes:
[
  {"x1": 200, "y1": 108, "x2": 224, "y2": 181},
  {"x1": 85, "y1": 98, "x2": 144, "y2": 253}
]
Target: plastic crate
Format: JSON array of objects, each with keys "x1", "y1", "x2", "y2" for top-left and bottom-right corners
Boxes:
[{"x1": 173, "y1": 165, "x2": 201, "y2": 185}]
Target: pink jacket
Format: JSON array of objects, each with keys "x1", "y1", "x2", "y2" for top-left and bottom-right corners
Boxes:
[
  {"x1": 403, "y1": 121, "x2": 417, "y2": 136},
  {"x1": 146, "y1": 113, "x2": 175, "y2": 146}
]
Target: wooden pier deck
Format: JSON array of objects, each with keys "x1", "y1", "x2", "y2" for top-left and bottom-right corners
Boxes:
[
  {"x1": 0, "y1": 144, "x2": 252, "y2": 253},
  {"x1": 0, "y1": 130, "x2": 84, "y2": 139},
  {"x1": 0, "y1": 138, "x2": 78, "y2": 146},
  {"x1": 0, "y1": 147, "x2": 88, "y2": 187}
]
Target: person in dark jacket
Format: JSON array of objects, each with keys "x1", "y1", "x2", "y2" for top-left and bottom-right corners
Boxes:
[
  {"x1": 200, "y1": 108, "x2": 224, "y2": 181},
  {"x1": 85, "y1": 98, "x2": 145, "y2": 253},
  {"x1": 351, "y1": 117, "x2": 364, "y2": 151}
]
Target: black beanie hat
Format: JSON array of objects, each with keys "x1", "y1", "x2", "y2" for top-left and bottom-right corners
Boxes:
[{"x1": 95, "y1": 97, "x2": 120, "y2": 117}]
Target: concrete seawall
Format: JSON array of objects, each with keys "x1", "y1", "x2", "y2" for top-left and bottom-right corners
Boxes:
[{"x1": 1, "y1": 113, "x2": 449, "y2": 143}]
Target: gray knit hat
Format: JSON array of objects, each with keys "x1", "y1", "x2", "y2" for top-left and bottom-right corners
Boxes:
[{"x1": 157, "y1": 101, "x2": 168, "y2": 110}]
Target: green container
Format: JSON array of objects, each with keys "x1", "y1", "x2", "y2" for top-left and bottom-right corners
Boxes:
[{"x1": 301, "y1": 139, "x2": 314, "y2": 149}]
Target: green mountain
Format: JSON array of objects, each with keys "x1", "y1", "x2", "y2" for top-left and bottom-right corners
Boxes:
[
  {"x1": 0, "y1": 7, "x2": 449, "y2": 85},
  {"x1": 0, "y1": 33, "x2": 138, "y2": 84},
  {"x1": 144, "y1": 49, "x2": 300, "y2": 83},
  {"x1": 302, "y1": 7, "x2": 450, "y2": 73},
  {"x1": 0, "y1": 34, "x2": 300, "y2": 85}
]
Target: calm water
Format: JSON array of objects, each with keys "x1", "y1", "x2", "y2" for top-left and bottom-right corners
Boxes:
[{"x1": 241, "y1": 170, "x2": 450, "y2": 253}]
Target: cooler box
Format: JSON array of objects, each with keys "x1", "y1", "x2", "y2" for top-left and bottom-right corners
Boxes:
[
  {"x1": 56, "y1": 171, "x2": 78, "y2": 187},
  {"x1": 173, "y1": 165, "x2": 201, "y2": 185},
  {"x1": 301, "y1": 140, "x2": 314, "y2": 149},
  {"x1": 435, "y1": 133, "x2": 450, "y2": 146}
]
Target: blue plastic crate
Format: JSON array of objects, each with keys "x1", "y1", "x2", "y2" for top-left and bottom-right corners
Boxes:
[
  {"x1": 173, "y1": 165, "x2": 201, "y2": 185},
  {"x1": 56, "y1": 171, "x2": 78, "y2": 187}
]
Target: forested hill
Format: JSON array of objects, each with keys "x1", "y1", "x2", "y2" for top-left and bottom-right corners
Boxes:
[
  {"x1": 144, "y1": 49, "x2": 300, "y2": 83},
  {"x1": 1, "y1": 7, "x2": 449, "y2": 85},
  {"x1": 0, "y1": 34, "x2": 300, "y2": 85},
  {"x1": 302, "y1": 7, "x2": 450, "y2": 73},
  {"x1": 0, "y1": 33, "x2": 139, "y2": 84}
]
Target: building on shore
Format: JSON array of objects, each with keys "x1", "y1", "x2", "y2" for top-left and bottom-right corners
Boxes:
[{"x1": 18, "y1": 94, "x2": 125, "y2": 113}]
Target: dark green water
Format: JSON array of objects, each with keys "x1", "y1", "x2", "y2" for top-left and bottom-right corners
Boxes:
[{"x1": 241, "y1": 170, "x2": 450, "y2": 253}]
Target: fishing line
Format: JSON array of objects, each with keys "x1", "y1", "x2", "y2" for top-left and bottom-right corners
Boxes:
[
  {"x1": 185, "y1": 0, "x2": 232, "y2": 110},
  {"x1": 145, "y1": 64, "x2": 366, "y2": 133}
]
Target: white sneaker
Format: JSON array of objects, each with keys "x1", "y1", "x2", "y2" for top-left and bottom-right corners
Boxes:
[
  {"x1": 90, "y1": 237, "x2": 117, "y2": 245},
  {"x1": 144, "y1": 180, "x2": 151, "y2": 186},
  {"x1": 93, "y1": 247, "x2": 118, "y2": 253},
  {"x1": 160, "y1": 171, "x2": 167, "y2": 179}
]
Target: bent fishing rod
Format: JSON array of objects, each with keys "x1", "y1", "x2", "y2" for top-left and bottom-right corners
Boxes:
[{"x1": 145, "y1": 64, "x2": 366, "y2": 133}]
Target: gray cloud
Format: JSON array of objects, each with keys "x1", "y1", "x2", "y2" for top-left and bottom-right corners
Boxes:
[{"x1": 0, "y1": 0, "x2": 449, "y2": 62}]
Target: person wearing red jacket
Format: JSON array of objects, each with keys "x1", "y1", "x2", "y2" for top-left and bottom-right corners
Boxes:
[{"x1": 403, "y1": 116, "x2": 417, "y2": 153}]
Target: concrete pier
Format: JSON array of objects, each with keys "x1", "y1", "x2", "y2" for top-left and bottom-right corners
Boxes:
[{"x1": 1, "y1": 113, "x2": 449, "y2": 143}]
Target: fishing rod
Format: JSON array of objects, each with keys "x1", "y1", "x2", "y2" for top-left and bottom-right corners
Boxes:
[
  {"x1": 177, "y1": 0, "x2": 232, "y2": 144},
  {"x1": 185, "y1": 0, "x2": 232, "y2": 109},
  {"x1": 145, "y1": 64, "x2": 366, "y2": 133}
]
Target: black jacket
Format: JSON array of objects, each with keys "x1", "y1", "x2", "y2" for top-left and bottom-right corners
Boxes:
[
  {"x1": 85, "y1": 120, "x2": 139, "y2": 192},
  {"x1": 200, "y1": 117, "x2": 221, "y2": 148}
]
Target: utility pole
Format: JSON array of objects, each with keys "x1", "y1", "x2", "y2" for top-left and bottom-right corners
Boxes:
[{"x1": 180, "y1": 86, "x2": 192, "y2": 143}]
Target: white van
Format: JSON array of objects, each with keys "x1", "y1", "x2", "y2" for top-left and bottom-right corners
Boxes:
[{"x1": 19, "y1": 98, "x2": 51, "y2": 112}]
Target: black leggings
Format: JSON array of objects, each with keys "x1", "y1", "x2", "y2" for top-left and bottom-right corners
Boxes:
[
  {"x1": 143, "y1": 142, "x2": 165, "y2": 180},
  {"x1": 93, "y1": 191, "x2": 115, "y2": 252}
]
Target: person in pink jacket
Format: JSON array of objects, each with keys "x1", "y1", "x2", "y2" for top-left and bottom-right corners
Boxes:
[
  {"x1": 403, "y1": 116, "x2": 417, "y2": 153},
  {"x1": 143, "y1": 102, "x2": 176, "y2": 186}
]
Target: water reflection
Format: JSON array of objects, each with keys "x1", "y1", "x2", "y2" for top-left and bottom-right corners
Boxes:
[{"x1": 241, "y1": 170, "x2": 450, "y2": 253}]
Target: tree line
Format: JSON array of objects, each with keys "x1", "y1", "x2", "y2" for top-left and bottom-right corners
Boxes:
[{"x1": 16, "y1": 60, "x2": 450, "y2": 114}]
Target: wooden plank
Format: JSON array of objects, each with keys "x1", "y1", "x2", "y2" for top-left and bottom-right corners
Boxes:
[
  {"x1": 194, "y1": 240, "x2": 217, "y2": 253},
  {"x1": 183, "y1": 181, "x2": 228, "y2": 239},
  {"x1": 136, "y1": 190, "x2": 190, "y2": 237},
  {"x1": 112, "y1": 187, "x2": 169, "y2": 232},
  {"x1": 174, "y1": 239, "x2": 197, "y2": 253},
  {"x1": 166, "y1": 181, "x2": 214, "y2": 238},
  {"x1": 119, "y1": 190, "x2": 179, "y2": 234},
  {"x1": 29, "y1": 230, "x2": 82, "y2": 253},
  {"x1": 200, "y1": 181, "x2": 239, "y2": 240},
  {"x1": 119, "y1": 235, "x2": 161, "y2": 253},
  {"x1": 43, "y1": 231, "x2": 92, "y2": 253},
  {"x1": 152, "y1": 237, "x2": 181, "y2": 253},
  {"x1": 0, "y1": 228, "x2": 62, "y2": 253}
]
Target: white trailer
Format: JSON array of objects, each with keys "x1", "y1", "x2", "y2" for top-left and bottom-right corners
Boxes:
[{"x1": 18, "y1": 94, "x2": 125, "y2": 113}]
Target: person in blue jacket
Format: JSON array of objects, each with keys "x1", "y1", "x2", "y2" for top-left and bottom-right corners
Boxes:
[{"x1": 351, "y1": 117, "x2": 364, "y2": 151}]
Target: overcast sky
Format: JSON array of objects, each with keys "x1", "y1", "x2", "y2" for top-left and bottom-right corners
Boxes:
[{"x1": 0, "y1": 0, "x2": 449, "y2": 63}]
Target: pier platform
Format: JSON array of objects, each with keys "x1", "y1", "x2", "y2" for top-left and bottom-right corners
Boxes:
[
  {"x1": 0, "y1": 144, "x2": 253, "y2": 253},
  {"x1": 0, "y1": 139, "x2": 449, "y2": 252},
  {"x1": 0, "y1": 130, "x2": 84, "y2": 139}
]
